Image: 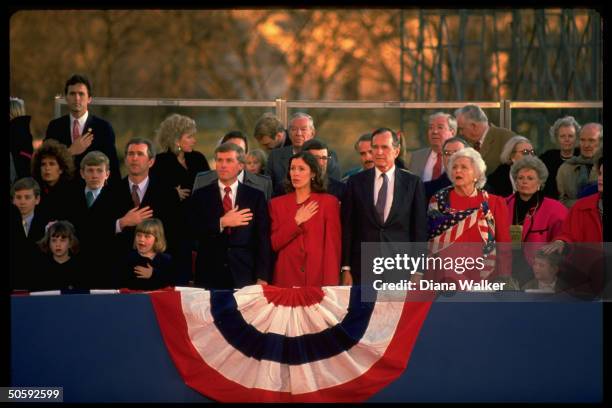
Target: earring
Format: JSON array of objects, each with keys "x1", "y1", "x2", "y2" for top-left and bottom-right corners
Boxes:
[
  {"x1": 311, "y1": 177, "x2": 315, "y2": 181},
  {"x1": 176, "y1": 145, "x2": 182, "y2": 152}
]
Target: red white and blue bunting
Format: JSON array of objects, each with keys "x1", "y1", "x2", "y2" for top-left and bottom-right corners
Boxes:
[{"x1": 150, "y1": 285, "x2": 432, "y2": 402}]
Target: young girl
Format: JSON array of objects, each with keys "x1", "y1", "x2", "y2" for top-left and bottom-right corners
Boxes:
[
  {"x1": 123, "y1": 218, "x2": 174, "y2": 290},
  {"x1": 35, "y1": 220, "x2": 85, "y2": 291}
]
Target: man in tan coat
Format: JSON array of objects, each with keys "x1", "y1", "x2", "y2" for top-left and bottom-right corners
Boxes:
[{"x1": 454, "y1": 104, "x2": 514, "y2": 175}]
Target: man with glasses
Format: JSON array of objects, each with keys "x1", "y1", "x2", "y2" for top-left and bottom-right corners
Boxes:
[
  {"x1": 454, "y1": 104, "x2": 514, "y2": 175},
  {"x1": 303, "y1": 139, "x2": 346, "y2": 203},
  {"x1": 408, "y1": 112, "x2": 456, "y2": 181},
  {"x1": 266, "y1": 112, "x2": 340, "y2": 197},
  {"x1": 557, "y1": 123, "x2": 603, "y2": 208},
  {"x1": 423, "y1": 136, "x2": 470, "y2": 201}
]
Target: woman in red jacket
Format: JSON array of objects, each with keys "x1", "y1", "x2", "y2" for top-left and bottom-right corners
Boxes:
[
  {"x1": 268, "y1": 151, "x2": 341, "y2": 287},
  {"x1": 543, "y1": 156, "x2": 603, "y2": 295},
  {"x1": 505, "y1": 156, "x2": 568, "y2": 284},
  {"x1": 427, "y1": 147, "x2": 512, "y2": 285}
]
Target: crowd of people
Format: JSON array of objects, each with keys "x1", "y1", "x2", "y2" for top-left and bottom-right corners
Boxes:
[{"x1": 9, "y1": 74, "x2": 605, "y2": 295}]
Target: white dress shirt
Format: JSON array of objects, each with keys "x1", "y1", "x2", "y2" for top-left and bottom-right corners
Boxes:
[
  {"x1": 374, "y1": 165, "x2": 396, "y2": 223},
  {"x1": 115, "y1": 177, "x2": 150, "y2": 233},
  {"x1": 218, "y1": 179, "x2": 239, "y2": 232},
  {"x1": 70, "y1": 111, "x2": 89, "y2": 141},
  {"x1": 422, "y1": 150, "x2": 443, "y2": 182}
]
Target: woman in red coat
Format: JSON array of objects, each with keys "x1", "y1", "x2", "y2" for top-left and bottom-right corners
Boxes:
[
  {"x1": 268, "y1": 151, "x2": 341, "y2": 287},
  {"x1": 543, "y1": 156, "x2": 603, "y2": 295},
  {"x1": 427, "y1": 147, "x2": 512, "y2": 285}
]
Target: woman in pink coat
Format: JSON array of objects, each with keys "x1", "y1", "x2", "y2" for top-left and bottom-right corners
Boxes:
[{"x1": 505, "y1": 156, "x2": 568, "y2": 284}]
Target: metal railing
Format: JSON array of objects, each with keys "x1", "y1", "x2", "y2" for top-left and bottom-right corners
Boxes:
[{"x1": 54, "y1": 97, "x2": 602, "y2": 131}]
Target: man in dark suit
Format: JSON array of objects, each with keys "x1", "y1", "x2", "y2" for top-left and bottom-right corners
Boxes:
[
  {"x1": 341, "y1": 128, "x2": 428, "y2": 284},
  {"x1": 45, "y1": 74, "x2": 121, "y2": 185},
  {"x1": 303, "y1": 139, "x2": 347, "y2": 204},
  {"x1": 423, "y1": 136, "x2": 469, "y2": 201},
  {"x1": 109, "y1": 138, "x2": 180, "y2": 286},
  {"x1": 190, "y1": 142, "x2": 272, "y2": 289},
  {"x1": 266, "y1": 112, "x2": 341, "y2": 197},
  {"x1": 454, "y1": 104, "x2": 514, "y2": 175},
  {"x1": 192, "y1": 131, "x2": 272, "y2": 201},
  {"x1": 253, "y1": 112, "x2": 292, "y2": 152}
]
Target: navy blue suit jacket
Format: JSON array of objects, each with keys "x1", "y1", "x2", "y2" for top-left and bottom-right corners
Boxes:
[
  {"x1": 341, "y1": 167, "x2": 428, "y2": 282},
  {"x1": 189, "y1": 182, "x2": 272, "y2": 289},
  {"x1": 109, "y1": 176, "x2": 180, "y2": 266},
  {"x1": 45, "y1": 114, "x2": 121, "y2": 185}
]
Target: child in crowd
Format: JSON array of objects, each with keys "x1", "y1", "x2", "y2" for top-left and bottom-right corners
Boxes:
[
  {"x1": 35, "y1": 220, "x2": 85, "y2": 291},
  {"x1": 245, "y1": 149, "x2": 267, "y2": 175},
  {"x1": 522, "y1": 250, "x2": 567, "y2": 293},
  {"x1": 123, "y1": 218, "x2": 174, "y2": 290},
  {"x1": 10, "y1": 177, "x2": 48, "y2": 290}
]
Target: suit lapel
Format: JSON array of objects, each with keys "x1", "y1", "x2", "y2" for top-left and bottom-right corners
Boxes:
[
  {"x1": 481, "y1": 126, "x2": 495, "y2": 157},
  {"x1": 83, "y1": 114, "x2": 94, "y2": 136},
  {"x1": 386, "y1": 170, "x2": 405, "y2": 225},
  {"x1": 364, "y1": 169, "x2": 380, "y2": 226},
  {"x1": 61, "y1": 116, "x2": 72, "y2": 145}
]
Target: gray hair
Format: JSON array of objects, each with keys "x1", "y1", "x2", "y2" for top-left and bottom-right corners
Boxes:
[
  {"x1": 155, "y1": 113, "x2": 197, "y2": 154},
  {"x1": 581, "y1": 122, "x2": 603, "y2": 140},
  {"x1": 510, "y1": 156, "x2": 549, "y2": 187},
  {"x1": 454, "y1": 104, "x2": 488, "y2": 123},
  {"x1": 9, "y1": 97, "x2": 26, "y2": 120},
  {"x1": 447, "y1": 147, "x2": 487, "y2": 189},
  {"x1": 289, "y1": 112, "x2": 315, "y2": 131},
  {"x1": 500, "y1": 135, "x2": 532, "y2": 164},
  {"x1": 549, "y1": 116, "x2": 581, "y2": 145},
  {"x1": 215, "y1": 142, "x2": 246, "y2": 164},
  {"x1": 429, "y1": 112, "x2": 458, "y2": 133}
]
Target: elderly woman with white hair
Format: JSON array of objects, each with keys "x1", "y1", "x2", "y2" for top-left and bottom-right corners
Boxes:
[
  {"x1": 427, "y1": 147, "x2": 511, "y2": 283},
  {"x1": 539, "y1": 116, "x2": 580, "y2": 198},
  {"x1": 505, "y1": 156, "x2": 569, "y2": 285},
  {"x1": 487, "y1": 135, "x2": 536, "y2": 197}
]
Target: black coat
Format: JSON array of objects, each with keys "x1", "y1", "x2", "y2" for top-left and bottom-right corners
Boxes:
[
  {"x1": 45, "y1": 114, "x2": 121, "y2": 185},
  {"x1": 66, "y1": 181, "x2": 118, "y2": 288},
  {"x1": 9, "y1": 115, "x2": 34, "y2": 179},
  {"x1": 150, "y1": 150, "x2": 210, "y2": 192},
  {"x1": 189, "y1": 182, "x2": 272, "y2": 289},
  {"x1": 341, "y1": 167, "x2": 428, "y2": 283},
  {"x1": 10, "y1": 204, "x2": 50, "y2": 290},
  {"x1": 122, "y1": 251, "x2": 174, "y2": 290},
  {"x1": 108, "y1": 175, "x2": 180, "y2": 264}
]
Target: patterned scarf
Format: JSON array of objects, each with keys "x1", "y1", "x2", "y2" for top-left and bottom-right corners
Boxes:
[{"x1": 427, "y1": 186, "x2": 497, "y2": 277}]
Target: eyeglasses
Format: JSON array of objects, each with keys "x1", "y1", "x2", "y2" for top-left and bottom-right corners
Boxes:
[
  {"x1": 289, "y1": 127, "x2": 310, "y2": 134},
  {"x1": 311, "y1": 155, "x2": 331, "y2": 161},
  {"x1": 443, "y1": 150, "x2": 458, "y2": 157},
  {"x1": 514, "y1": 149, "x2": 536, "y2": 156}
]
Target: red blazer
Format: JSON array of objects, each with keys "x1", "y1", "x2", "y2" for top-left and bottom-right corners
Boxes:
[
  {"x1": 269, "y1": 192, "x2": 341, "y2": 287},
  {"x1": 554, "y1": 193, "x2": 602, "y2": 243}
]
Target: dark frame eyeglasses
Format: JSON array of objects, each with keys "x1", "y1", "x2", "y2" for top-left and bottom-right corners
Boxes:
[{"x1": 514, "y1": 149, "x2": 536, "y2": 156}]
